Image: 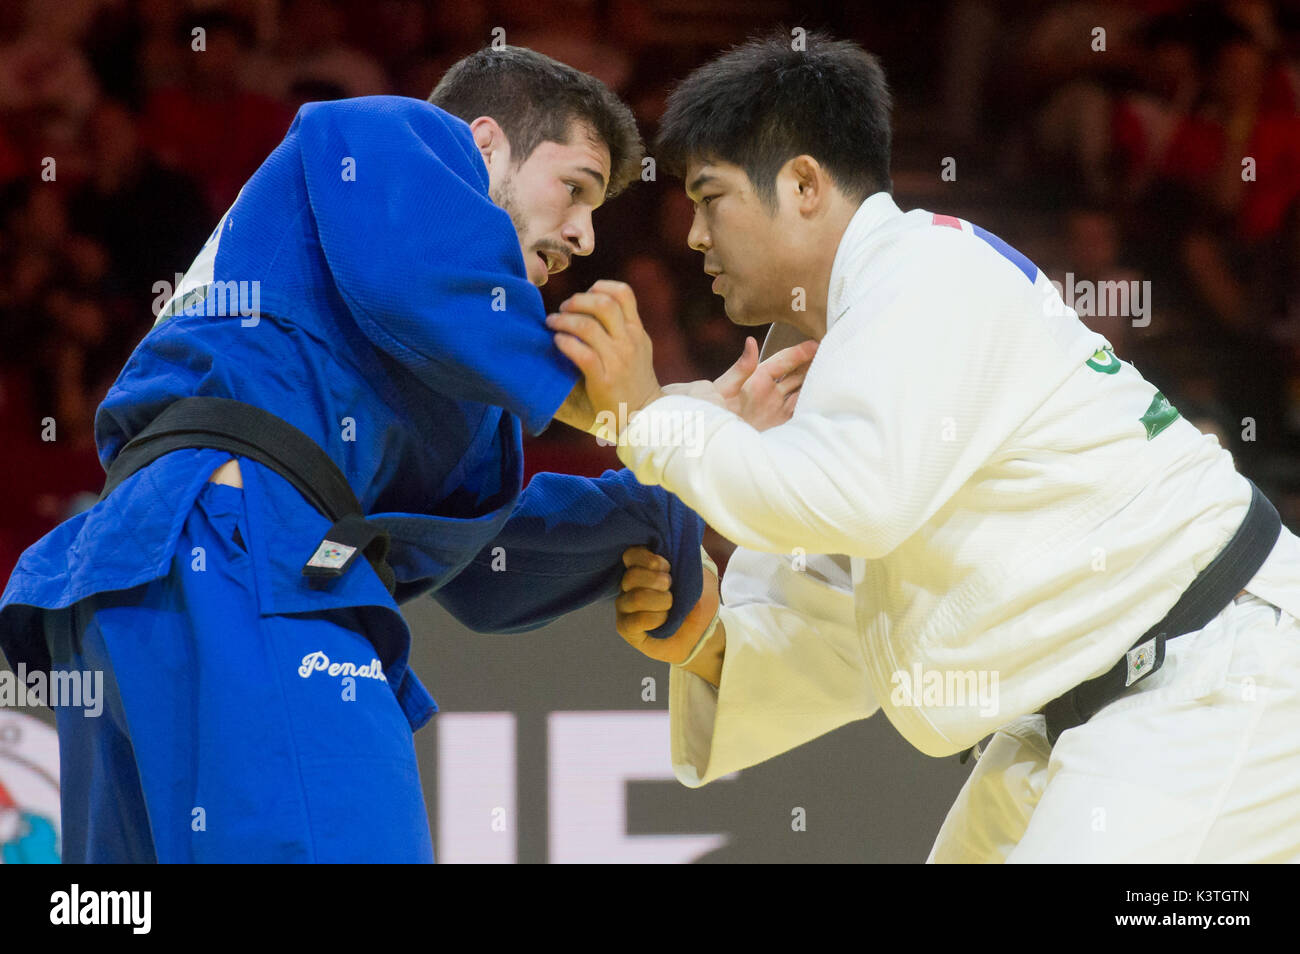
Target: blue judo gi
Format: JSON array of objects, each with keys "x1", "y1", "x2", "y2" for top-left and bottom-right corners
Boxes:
[{"x1": 0, "y1": 96, "x2": 704, "y2": 863}]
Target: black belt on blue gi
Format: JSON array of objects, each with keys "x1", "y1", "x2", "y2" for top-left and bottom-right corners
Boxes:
[
  {"x1": 99, "y1": 396, "x2": 397, "y2": 596},
  {"x1": 959, "y1": 479, "x2": 1282, "y2": 763}
]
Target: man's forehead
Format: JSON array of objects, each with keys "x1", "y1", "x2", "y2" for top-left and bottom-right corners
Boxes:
[
  {"x1": 684, "y1": 159, "x2": 744, "y2": 194},
  {"x1": 563, "y1": 119, "x2": 611, "y2": 164}
]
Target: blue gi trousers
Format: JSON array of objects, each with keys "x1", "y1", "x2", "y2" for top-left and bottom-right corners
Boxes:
[{"x1": 44, "y1": 481, "x2": 434, "y2": 863}]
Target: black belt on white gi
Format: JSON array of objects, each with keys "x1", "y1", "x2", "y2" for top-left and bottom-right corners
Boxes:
[
  {"x1": 99, "y1": 396, "x2": 397, "y2": 596},
  {"x1": 1041, "y1": 479, "x2": 1281, "y2": 747},
  {"x1": 959, "y1": 479, "x2": 1283, "y2": 763}
]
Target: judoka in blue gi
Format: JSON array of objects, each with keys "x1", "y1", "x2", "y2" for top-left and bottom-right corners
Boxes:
[{"x1": 0, "y1": 48, "x2": 707, "y2": 863}]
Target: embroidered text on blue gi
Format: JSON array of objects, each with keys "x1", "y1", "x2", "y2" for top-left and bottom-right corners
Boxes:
[{"x1": 297, "y1": 652, "x2": 388, "y2": 682}]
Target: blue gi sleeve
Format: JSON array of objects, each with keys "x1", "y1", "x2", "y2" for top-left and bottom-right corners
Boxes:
[
  {"x1": 434, "y1": 469, "x2": 706, "y2": 639},
  {"x1": 297, "y1": 96, "x2": 577, "y2": 436}
]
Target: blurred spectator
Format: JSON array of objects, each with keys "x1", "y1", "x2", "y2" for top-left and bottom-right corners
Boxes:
[
  {"x1": 1158, "y1": 23, "x2": 1300, "y2": 236},
  {"x1": 502, "y1": 0, "x2": 634, "y2": 94},
  {"x1": 0, "y1": 180, "x2": 116, "y2": 582},
  {"x1": 343, "y1": 0, "x2": 440, "y2": 98},
  {"x1": 70, "y1": 98, "x2": 211, "y2": 304},
  {"x1": 0, "y1": 184, "x2": 116, "y2": 447},
  {"x1": 1022, "y1": 1, "x2": 1149, "y2": 198},
  {"x1": 1043, "y1": 205, "x2": 1157, "y2": 368},
  {"x1": 0, "y1": 0, "x2": 102, "y2": 149},
  {"x1": 140, "y1": 10, "x2": 293, "y2": 217},
  {"x1": 133, "y1": 0, "x2": 190, "y2": 94},
  {"x1": 1113, "y1": 13, "x2": 1203, "y2": 197},
  {"x1": 245, "y1": 0, "x2": 391, "y2": 101}
]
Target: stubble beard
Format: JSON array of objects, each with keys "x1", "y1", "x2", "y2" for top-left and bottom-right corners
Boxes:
[{"x1": 490, "y1": 174, "x2": 532, "y2": 252}]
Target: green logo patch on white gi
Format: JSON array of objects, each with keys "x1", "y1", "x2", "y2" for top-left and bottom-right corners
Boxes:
[
  {"x1": 1085, "y1": 347, "x2": 1120, "y2": 374},
  {"x1": 1139, "y1": 391, "x2": 1180, "y2": 440},
  {"x1": 307, "y1": 540, "x2": 356, "y2": 570}
]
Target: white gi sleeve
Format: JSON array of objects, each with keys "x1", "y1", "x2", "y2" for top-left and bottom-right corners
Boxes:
[
  {"x1": 670, "y1": 547, "x2": 878, "y2": 787},
  {"x1": 618, "y1": 253, "x2": 1073, "y2": 559}
]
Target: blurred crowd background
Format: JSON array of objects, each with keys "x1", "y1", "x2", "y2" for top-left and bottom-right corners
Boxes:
[{"x1": 2, "y1": 0, "x2": 1300, "y2": 581}]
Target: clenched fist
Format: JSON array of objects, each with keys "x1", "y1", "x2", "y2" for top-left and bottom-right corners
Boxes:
[{"x1": 615, "y1": 546, "x2": 724, "y2": 686}]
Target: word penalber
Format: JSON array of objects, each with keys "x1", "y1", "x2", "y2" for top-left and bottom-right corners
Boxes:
[
  {"x1": 49, "y1": 884, "x2": 152, "y2": 934},
  {"x1": 297, "y1": 651, "x2": 388, "y2": 681}
]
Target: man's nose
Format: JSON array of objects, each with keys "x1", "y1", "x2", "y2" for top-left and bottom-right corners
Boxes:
[
  {"x1": 688, "y1": 209, "x2": 710, "y2": 253},
  {"x1": 562, "y1": 208, "x2": 595, "y2": 257}
]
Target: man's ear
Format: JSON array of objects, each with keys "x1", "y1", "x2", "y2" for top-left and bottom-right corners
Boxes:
[
  {"x1": 469, "y1": 116, "x2": 511, "y2": 173},
  {"x1": 786, "y1": 154, "x2": 828, "y2": 218}
]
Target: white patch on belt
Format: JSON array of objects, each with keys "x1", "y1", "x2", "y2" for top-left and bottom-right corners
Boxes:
[
  {"x1": 307, "y1": 540, "x2": 356, "y2": 569},
  {"x1": 1125, "y1": 637, "x2": 1158, "y2": 687}
]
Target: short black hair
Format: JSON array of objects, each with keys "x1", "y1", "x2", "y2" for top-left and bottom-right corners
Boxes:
[
  {"x1": 430, "y1": 46, "x2": 643, "y2": 196},
  {"x1": 656, "y1": 30, "x2": 892, "y2": 210}
]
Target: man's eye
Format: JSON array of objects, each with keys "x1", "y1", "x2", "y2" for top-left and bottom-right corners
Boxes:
[
  {"x1": 566, "y1": 182, "x2": 580, "y2": 198},
  {"x1": 701, "y1": 194, "x2": 718, "y2": 207}
]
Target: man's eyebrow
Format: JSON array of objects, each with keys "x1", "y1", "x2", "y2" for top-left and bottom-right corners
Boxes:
[
  {"x1": 575, "y1": 166, "x2": 607, "y2": 195},
  {"x1": 686, "y1": 172, "x2": 717, "y2": 196}
]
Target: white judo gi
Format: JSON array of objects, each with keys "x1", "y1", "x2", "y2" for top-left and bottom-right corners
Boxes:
[{"x1": 618, "y1": 192, "x2": 1300, "y2": 862}]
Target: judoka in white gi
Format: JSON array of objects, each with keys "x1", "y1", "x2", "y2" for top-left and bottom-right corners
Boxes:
[{"x1": 547, "y1": 31, "x2": 1300, "y2": 862}]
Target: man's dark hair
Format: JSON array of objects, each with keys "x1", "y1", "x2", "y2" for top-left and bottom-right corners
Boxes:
[
  {"x1": 656, "y1": 30, "x2": 892, "y2": 210},
  {"x1": 430, "y1": 46, "x2": 643, "y2": 196}
]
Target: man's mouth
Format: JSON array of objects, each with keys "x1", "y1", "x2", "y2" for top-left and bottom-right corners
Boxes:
[
  {"x1": 704, "y1": 263, "x2": 724, "y2": 292},
  {"x1": 537, "y1": 248, "x2": 569, "y2": 274},
  {"x1": 525, "y1": 252, "x2": 547, "y2": 287}
]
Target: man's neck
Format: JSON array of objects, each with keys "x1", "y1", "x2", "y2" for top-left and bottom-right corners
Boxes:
[
  {"x1": 774, "y1": 311, "x2": 828, "y2": 342},
  {"x1": 778, "y1": 200, "x2": 859, "y2": 342}
]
